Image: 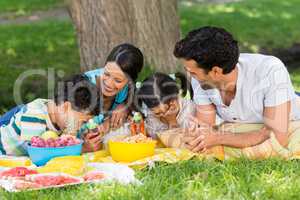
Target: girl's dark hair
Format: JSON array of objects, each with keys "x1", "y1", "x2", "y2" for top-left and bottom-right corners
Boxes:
[
  {"x1": 137, "y1": 72, "x2": 193, "y2": 109},
  {"x1": 54, "y1": 74, "x2": 100, "y2": 115},
  {"x1": 106, "y1": 43, "x2": 144, "y2": 81}
]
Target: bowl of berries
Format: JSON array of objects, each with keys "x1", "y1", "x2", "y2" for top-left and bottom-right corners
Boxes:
[{"x1": 27, "y1": 133, "x2": 83, "y2": 166}]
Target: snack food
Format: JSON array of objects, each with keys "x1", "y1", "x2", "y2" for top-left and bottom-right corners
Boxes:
[
  {"x1": 25, "y1": 173, "x2": 82, "y2": 187},
  {"x1": 130, "y1": 112, "x2": 146, "y2": 136},
  {"x1": 113, "y1": 134, "x2": 153, "y2": 143},
  {"x1": 12, "y1": 180, "x2": 42, "y2": 190},
  {"x1": 83, "y1": 171, "x2": 105, "y2": 182},
  {"x1": 37, "y1": 156, "x2": 86, "y2": 176},
  {"x1": 31, "y1": 135, "x2": 81, "y2": 148},
  {"x1": 41, "y1": 131, "x2": 59, "y2": 140},
  {"x1": 0, "y1": 167, "x2": 38, "y2": 179},
  {"x1": 109, "y1": 134, "x2": 156, "y2": 162},
  {"x1": 0, "y1": 156, "x2": 32, "y2": 167}
]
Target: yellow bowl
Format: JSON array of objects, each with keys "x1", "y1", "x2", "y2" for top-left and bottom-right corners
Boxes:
[{"x1": 108, "y1": 140, "x2": 156, "y2": 162}]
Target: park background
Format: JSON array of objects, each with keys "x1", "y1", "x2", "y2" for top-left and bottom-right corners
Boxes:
[{"x1": 1, "y1": 0, "x2": 300, "y2": 199}]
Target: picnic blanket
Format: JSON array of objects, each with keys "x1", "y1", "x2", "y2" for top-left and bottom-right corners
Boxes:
[
  {"x1": 84, "y1": 148, "x2": 198, "y2": 169},
  {"x1": 158, "y1": 120, "x2": 300, "y2": 160},
  {"x1": 2, "y1": 120, "x2": 300, "y2": 174}
]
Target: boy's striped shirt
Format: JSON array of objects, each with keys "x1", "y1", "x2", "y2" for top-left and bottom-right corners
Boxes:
[{"x1": 0, "y1": 99, "x2": 58, "y2": 156}]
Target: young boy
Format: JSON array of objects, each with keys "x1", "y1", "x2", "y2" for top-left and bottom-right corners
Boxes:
[{"x1": 0, "y1": 74, "x2": 100, "y2": 156}]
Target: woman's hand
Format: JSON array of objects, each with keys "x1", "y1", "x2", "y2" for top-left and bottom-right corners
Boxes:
[
  {"x1": 110, "y1": 104, "x2": 129, "y2": 129},
  {"x1": 82, "y1": 132, "x2": 103, "y2": 153}
]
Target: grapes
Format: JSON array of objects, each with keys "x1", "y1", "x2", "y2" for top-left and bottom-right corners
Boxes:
[
  {"x1": 30, "y1": 135, "x2": 81, "y2": 148},
  {"x1": 31, "y1": 136, "x2": 46, "y2": 147}
]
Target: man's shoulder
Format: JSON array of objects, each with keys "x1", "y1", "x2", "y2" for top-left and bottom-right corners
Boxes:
[
  {"x1": 239, "y1": 53, "x2": 284, "y2": 66},
  {"x1": 239, "y1": 53, "x2": 286, "y2": 78}
]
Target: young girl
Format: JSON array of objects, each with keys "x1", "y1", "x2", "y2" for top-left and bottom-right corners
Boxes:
[
  {"x1": 137, "y1": 72, "x2": 195, "y2": 139},
  {"x1": 0, "y1": 74, "x2": 100, "y2": 155}
]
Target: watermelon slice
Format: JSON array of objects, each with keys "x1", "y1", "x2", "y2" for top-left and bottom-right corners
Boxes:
[
  {"x1": 13, "y1": 180, "x2": 42, "y2": 190},
  {"x1": 83, "y1": 171, "x2": 105, "y2": 182},
  {"x1": 0, "y1": 167, "x2": 38, "y2": 178},
  {"x1": 26, "y1": 173, "x2": 82, "y2": 187}
]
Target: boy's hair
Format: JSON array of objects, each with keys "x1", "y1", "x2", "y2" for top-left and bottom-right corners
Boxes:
[
  {"x1": 174, "y1": 26, "x2": 239, "y2": 74},
  {"x1": 137, "y1": 72, "x2": 192, "y2": 109},
  {"x1": 54, "y1": 74, "x2": 100, "y2": 115}
]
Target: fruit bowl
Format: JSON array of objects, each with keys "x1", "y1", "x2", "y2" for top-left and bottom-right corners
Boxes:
[
  {"x1": 108, "y1": 134, "x2": 156, "y2": 162},
  {"x1": 27, "y1": 135, "x2": 83, "y2": 166}
]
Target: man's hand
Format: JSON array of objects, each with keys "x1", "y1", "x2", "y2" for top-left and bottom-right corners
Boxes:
[
  {"x1": 183, "y1": 118, "x2": 219, "y2": 152},
  {"x1": 110, "y1": 104, "x2": 129, "y2": 129}
]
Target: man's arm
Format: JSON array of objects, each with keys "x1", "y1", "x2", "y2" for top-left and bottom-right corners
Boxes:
[
  {"x1": 186, "y1": 101, "x2": 290, "y2": 152},
  {"x1": 263, "y1": 101, "x2": 290, "y2": 147},
  {"x1": 216, "y1": 101, "x2": 290, "y2": 148},
  {"x1": 195, "y1": 104, "x2": 216, "y2": 126}
]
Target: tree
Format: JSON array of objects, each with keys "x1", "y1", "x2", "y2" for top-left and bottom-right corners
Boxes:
[{"x1": 68, "y1": 0, "x2": 180, "y2": 73}]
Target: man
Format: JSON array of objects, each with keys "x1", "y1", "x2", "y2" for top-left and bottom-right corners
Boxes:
[{"x1": 173, "y1": 26, "x2": 300, "y2": 154}]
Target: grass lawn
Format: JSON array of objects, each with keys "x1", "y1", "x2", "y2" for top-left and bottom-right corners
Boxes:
[
  {"x1": 2, "y1": 159, "x2": 300, "y2": 199},
  {"x1": 0, "y1": 20, "x2": 79, "y2": 111},
  {"x1": 0, "y1": 0, "x2": 63, "y2": 14},
  {"x1": 1, "y1": 0, "x2": 300, "y2": 199},
  {"x1": 0, "y1": 0, "x2": 299, "y2": 111},
  {"x1": 180, "y1": 0, "x2": 300, "y2": 51}
]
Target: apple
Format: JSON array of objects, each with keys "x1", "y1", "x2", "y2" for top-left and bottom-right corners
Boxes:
[{"x1": 41, "y1": 131, "x2": 59, "y2": 140}]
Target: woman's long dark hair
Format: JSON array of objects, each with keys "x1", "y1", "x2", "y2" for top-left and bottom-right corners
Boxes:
[
  {"x1": 106, "y1": 43, "x2": 144, "y2": 82},
  {"x1": 137, "y1": 72, "x2": 193, "y2": 109}
]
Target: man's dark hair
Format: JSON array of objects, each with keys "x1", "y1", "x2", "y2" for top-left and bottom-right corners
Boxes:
[
  {"x1": 174, "y1": 26, "x2": 239, "y2": 74},
  {"x1": 54, "y1": 74, "x2": 100, "y2": 115}
]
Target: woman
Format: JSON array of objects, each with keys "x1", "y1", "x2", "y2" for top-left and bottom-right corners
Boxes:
[{"x1": 83, "y1": 43, "x2": 144, "y2": 151}]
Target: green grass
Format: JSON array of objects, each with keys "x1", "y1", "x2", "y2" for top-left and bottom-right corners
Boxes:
[
  {"x1": 2, "y1": 159, "x2": 300, "y2": 199},
  {"x1": 180, "y1": 0, "x2": 300, "y2": 52},
  {"x1": 0, "y1": 0, "x2": 299, "y2": 110},
  {"x1": 291, "y1": 69, "x2": 300, "y2": 91},
  {"x1": 0, "y1": 0, "x2": 63, "y2": 14},
  {"x1": 0, "y1": 1, "x2": 300, "y2": 198},
  {"x1": 0, "y1": 20, "x2": 79, "y2": 111}
]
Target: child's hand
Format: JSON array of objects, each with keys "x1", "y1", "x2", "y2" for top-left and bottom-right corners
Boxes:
[
  {"x1": 161, "y1": 104, "x2": 179, "y2": 128},
  {"x1": 82, "y1": 132, "x2": 102, "y2": 153}
]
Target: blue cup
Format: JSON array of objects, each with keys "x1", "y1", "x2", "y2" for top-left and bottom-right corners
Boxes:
[{"x1": 26, "y1": 141, "x2": 83, "y2": 166}]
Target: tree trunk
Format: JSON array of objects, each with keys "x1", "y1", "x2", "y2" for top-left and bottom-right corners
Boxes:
[{"x1": 68, "y1": 0, "x2": 180, "y2": 73}]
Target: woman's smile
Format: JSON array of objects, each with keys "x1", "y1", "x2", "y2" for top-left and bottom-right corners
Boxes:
[{"x1": 103, "y1": 80, "x2": 116, "y2": 94}]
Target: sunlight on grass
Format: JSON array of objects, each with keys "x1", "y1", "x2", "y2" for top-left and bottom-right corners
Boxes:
[
  {"x1": 0, "y1": 21, "x2": 79, "y2": 110},
  {"x1": 0, "y1": 0, "x2": 63, "y2": 13},
  {"x1": 180, "y1": 0, "x2": 300, "y2": 51}
]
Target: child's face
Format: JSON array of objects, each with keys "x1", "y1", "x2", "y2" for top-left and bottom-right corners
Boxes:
[
  {"x1": 150, "y1": 99, "x2": 179, "y2": 120},
  {"x1": 55, "y1": 102, "x2": 93, "y2": 135},
  {"x1": 100, "y1": 62, "x2": 128, "y2": 97}
]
